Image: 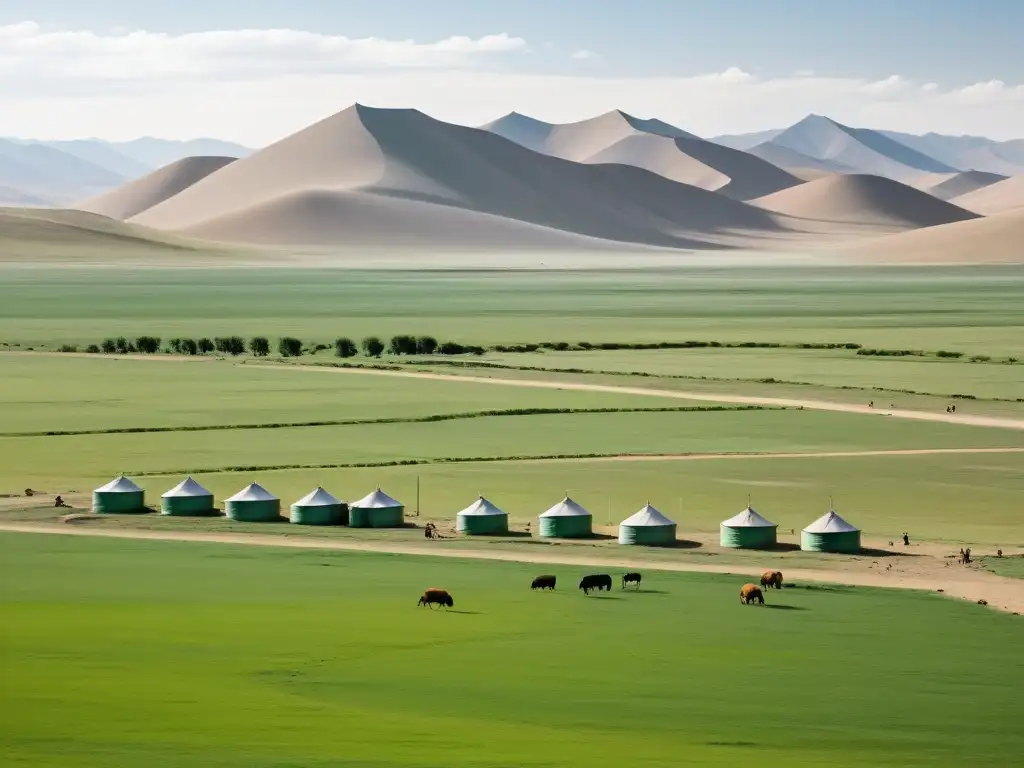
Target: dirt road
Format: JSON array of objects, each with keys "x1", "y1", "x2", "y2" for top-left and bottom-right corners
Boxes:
[
  {"x1": 2, "y1": 522, "x2": 1019, "y2": 614},
  {"x1": 259, "y1": 364, "x2": 1024, "y2": 430}
]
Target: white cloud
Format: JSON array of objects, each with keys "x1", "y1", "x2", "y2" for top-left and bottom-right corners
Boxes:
[
  {"x1": 0, "y1": 22, "x2": 1021, "y2": 142},
  {"x1": 570, "y1": 49, "x2": 597, "y2": 60}
]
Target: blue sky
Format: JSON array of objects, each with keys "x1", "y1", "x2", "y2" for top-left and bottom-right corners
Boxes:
[{"x1": 1, "y1": 1, "x2": 1021, "y2": 141}]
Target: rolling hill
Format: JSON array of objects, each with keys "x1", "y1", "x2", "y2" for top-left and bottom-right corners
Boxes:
[
  {"x1": 925, "y1": 171, "x2": 1008, "y2": 201},
  {"x1": 950, "y1": 175, "x2": 1024, "y2": 215}
]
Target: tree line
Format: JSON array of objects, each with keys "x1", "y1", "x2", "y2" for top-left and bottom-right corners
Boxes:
[{"x1": 67, "y1": 335, "x2": 486, "y2": 358}]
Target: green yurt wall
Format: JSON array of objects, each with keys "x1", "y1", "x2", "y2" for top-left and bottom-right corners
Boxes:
[
  {"x1": 290, "y1": 486, "x2": 347, "y2": 526},
  {"x1": 456, "y1": 496, "x2": 509, "y2": 535},
  {"x1": 801, "y1": 510, "x2": 861, "y2": 553},
  {"x1": 538, "y1": 497, "x2": 593, "y2": 538},
  {"x1": 92, "y1": 476, "x2": 146, "y2": 514},
  {"x1": 349, "y1": 488, "x2": 404, "y2": 528},
  {"x1": 225, "y1": 482, "x2": 280, "y2": 522},
  {"x1": 719, "y1": 506, "x2": 778, "y2": 548},
  {"x1": 160, "y1": 476, "x2": 215, "y2": 516},
  {"x1": 618, "y1": 503, "x2": 677, "y2": 545}
]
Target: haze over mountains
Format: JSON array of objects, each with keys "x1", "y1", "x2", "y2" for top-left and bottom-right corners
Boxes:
[{"x1": 2, "y1": 104, "x2": 1021, "y2": 263}]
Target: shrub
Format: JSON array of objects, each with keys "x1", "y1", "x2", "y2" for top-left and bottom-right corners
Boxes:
[
  {"x1": 278, "y1": 337, "x2": 303, "y2": 357},
  {"x1": 226, "y1": 336, "x2": 246, "y2": 356},
  {"x1": 969, "y1": 355, "x2": 992, "y2": 363},
  {"x1": 58, "y1": 344, "x2": 78, "y2": 353},
  {"x1": 362, "y1": 337, "x2": 385, "y2": 358},
  {"x1": 439, "y1": 341, "x2": 466, "y2": 355},
  {"x1": 416, "y1": 336, "x2": 438, "y2": 355},
  {"x1": 936, "y1": 350, "x2": 963, "y2": 358},
  {"x1": 388, "y1": 335, "x2": 418, "y2": 355},
  {"x1": 334, "y1": 337, "x2": 358, "y2": 358},
  {"x1": 114, "y1": 337, "x2": 133, "y2": 354},
  {"x1": 180, "y1": 338, "x2": 199, "y2": 355},
  {"x1": 249, "y1": 337, "x2": 270, "y2": 357},
  {"x1": 85, "y1": 344, "x2": 101, "y2": 354},
  {"x1": 135, "y1": 336, "x2": 161, "y2": 354},
  {"x1": 101, "y1": 338, "x2": 117, "y2": 354},
  {"x1": 312, "y1": 343, "x2": 329, "y2": 354},
  {"x1": 198, "y1": 338, "x2": 215, "y2": 354}
]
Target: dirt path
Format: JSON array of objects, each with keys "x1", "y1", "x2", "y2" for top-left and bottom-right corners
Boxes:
[
  {"x1": 257, "y1": 364, "x2": 1024, "y2": 431},
  {"x1": 1, "y1": 522, "x2": 1019, "y2": 615}
]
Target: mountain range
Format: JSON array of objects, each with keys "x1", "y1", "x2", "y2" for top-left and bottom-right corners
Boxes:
[{"x1": 2, "y1": 105, "x2": 1022, "y2": 263}]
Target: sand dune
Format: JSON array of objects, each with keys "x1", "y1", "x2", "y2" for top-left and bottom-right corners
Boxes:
[
  {"x1": 76, "y1": 156, "x2": 237, "y2": 220},
  {"x1": 838, "y1": 209, "x2": 1024, "y2": 264},
  {"x1": 925, "y1": 170, "x2": 1007, "y2": 201},
  {"x1": 484, "y1": 109, "x2": 799, "y2": 200},
  {"x1": 950, "y1": 175, "x2": 1024, "y2": 215},
  {"x1": 133, "y1": 105, "x2": 786, "y2": 249},
  {"x1": 753, "y1": 174, "x2": 978, "y2": 228},
  {"x1": 746, "y1": 142, "x2": 856, "y2": 176}
]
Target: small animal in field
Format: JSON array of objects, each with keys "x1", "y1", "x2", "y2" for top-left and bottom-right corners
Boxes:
[
  {"x1": 579, "y1": 574, "x2": 612, "y2": 595},
  {"x1": 760, "y1": 570, "x2": 783, "y2": 590},
  {"x1": 531, "y1": 575, "x2": 556, "y2": 590},
  {"x1": 622, "y1": 572, "x2": 642, "y2": 589},
  {"x1": 740, "y1": 583, "x2": 764, "y2": 604},
  {"x1": 417, "y1": 588, "x2": 454, "y2": 609}
]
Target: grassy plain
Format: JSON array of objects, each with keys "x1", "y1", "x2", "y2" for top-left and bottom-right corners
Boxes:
[{"x1": 2, "y1": 533, "x2": 1022, "y2": 768}]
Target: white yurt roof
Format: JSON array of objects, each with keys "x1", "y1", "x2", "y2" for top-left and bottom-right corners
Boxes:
[
  {"x1": 620, "y1": 503, "x2": 676, "y2": 527},
  {"x1": 226, "y1": 482, "x2": 278, "y2": 503},
  {"x1": 458, "y1": 496, "x2": 507, "y2": 517},
  {"x1": 294, "y1": 486, "x2": 342, "y2": 507},
  {"x1": 351, "y1": 488, "x2": 402, "y2": 508},
  {"x1": 161, "y1": 476, "x2": 212, "y2": 498},
  {"x1": 803, "y1": 510, "x2": 859, "y2": 534},
  {"x1": 721, "y1": 506, "x2": 776, "y2": 528},
  {"x1": 95, "y1": 475, "x2": 143, "y2": 494},
  {"x1": 540, "y1": 496, "x2": 591, "y2": 517}
]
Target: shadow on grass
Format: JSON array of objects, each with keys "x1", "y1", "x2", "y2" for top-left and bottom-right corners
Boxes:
[
  {"x1": 763, "y1": 604, "x2": 807, "y2": 611},
  {"x1": 448, "y1": 610, "x2": 481, "y2": 615},
  {"x1": 586, "y1": 594, "x2": 622, "y2": 600},
  {"x1": 628, "y1": 588, "x2": 669, "y2": 595}
]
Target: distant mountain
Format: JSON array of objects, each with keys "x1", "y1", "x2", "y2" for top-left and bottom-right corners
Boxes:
[
  {"x1": 925, "y1": 171, "x2": 1008, "y2": 201},
  {"x1": 481, "y1": 109, "x2": 799, "y2": 200},
  {"x1": 0, "y1": 139, "x2": 126, "y2": 203},
  {"x1": 950, "y1": 175, "x2": 1024, "y2": 215},
  {"x1": 745, "y1": 142, "x2": 856, "y2": 176},
  {"x1": 31, "y1": 140, "x2": 152, "y2": 179},
  {"x1": 709, "y1": 128, "x2": 783, "y2": 150},
  {"x1": 879, "y1": 131, "x2": 1024, "y2": 176}
]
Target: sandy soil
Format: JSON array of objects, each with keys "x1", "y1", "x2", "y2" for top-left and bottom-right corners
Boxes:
[
  {"x1": 256, "y1": 364, "x2": 1024, "y2": 430},
  {"x1": 1, "y1": 520, "x2": 1019, "y2": 614}
]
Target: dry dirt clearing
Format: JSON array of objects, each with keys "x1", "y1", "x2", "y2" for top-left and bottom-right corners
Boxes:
[
  {"x1": 1, "y1": 522, "x2": 1020, "y2": 615},
  {"x1": 257, "y1": 364, "x2": 1024, "y2": 430}
]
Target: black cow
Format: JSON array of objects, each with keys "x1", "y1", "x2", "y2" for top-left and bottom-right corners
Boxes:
[
  {"x1": 579, "y1": 574, "x2": 612, "y2": 595},
  {"x1": 531, "y1": 575, "x2": 556, "y2": 590},
  {"x1": 622, "y1": 572, "x2": 642, "y2": 589}
]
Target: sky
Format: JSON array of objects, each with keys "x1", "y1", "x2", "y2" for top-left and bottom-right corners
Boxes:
[{"x1": 2, "y1": 0, "x2": 1022, "y2": 144}]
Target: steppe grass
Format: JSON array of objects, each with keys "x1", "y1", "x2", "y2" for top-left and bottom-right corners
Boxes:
[{"x1": 1, "y1": 533, "x2": 1021, "y2": 768}]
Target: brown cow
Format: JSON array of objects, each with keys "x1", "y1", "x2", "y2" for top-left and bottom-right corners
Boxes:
[
  {"x1": 760, "y1": 570, "x2": 784, "y2": 590},
  {"x1": 740, "y1": 583, "x2": 764, "y2": 604},
  {"x1": 418, "y1": 588, "x2": 454, "y2": 609}
]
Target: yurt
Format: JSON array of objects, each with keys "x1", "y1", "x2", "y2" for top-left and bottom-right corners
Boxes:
[
  {"x1": 720, "y1": 506, "x2": 778, "y2": 548},
  {"x1": 92, "y1": 475, "x2": 146, "y2": 514},
  {"x1": 801, "y1": 509, "x2": 861, "y2": 553},
  {"x1": 160, "y1": 476, "x2": 215, "y2": 516},
  {"x1": 538, "y1": 496, "x2": 593, "y2": 538},
  {"x1": 224, "y1": 482, "x2": 280, "y2": 522},
  {"x1": 349, "y1": 488, "x2": 404, "y2": 528},
  {"x1": 290, "y1": 486, "x2": 347, "y2": 526},
  {"x1": 618, "y1": 503, "x2": 677, "y2": 545},
  {"x1": 456, "y1": 496, "x2": 509, "y2": 535}
]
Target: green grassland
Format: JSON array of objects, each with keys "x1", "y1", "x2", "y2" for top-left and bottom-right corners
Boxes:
[{"x1": 2, "y1": 533, "x2": 1021, "y2": 768}]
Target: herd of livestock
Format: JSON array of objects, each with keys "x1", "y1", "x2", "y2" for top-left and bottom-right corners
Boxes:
[{"x1": 417, "y1": 569, "x2": 786, "y2": 608}]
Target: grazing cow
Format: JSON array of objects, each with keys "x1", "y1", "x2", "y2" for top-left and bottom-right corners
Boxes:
[
  {"x1": 531, "y1": 575, "x2": 557, "y2": 590},
  {"x1": 760, "y1": 570, "x2": 784, "y2": 590},
  {"x1": 417, "y1": 588, "x2": 454, "y2": 609},
  {"x1": 740, "y1": 583, "x2": 764, "y2": 604},
  {"x1": 579, "y1": 574, "x2": 613, "y2": 595},
  {"x1": 622, "y1": 572, "x2": 642, "y2": 589}
]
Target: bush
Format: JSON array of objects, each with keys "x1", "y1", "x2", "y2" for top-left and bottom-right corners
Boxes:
[
  {"x1": 85, "y1": 344, "x2": 101, "y2": 354},
  {"x1": 58, "y1": 344, "x2": 78, "y2": 353},
  {"x1": 334, "y1": 337, "x2": 358, "y2": 358},
  {"x1": 278, "y1": 337, "x2": 303, "y2": 357},
  {"x1": 388, "y1": 335, "x2": 418, "y2": 355},
  {"x1": 198, "y1": 337, "x2": 215, "y2": 354},
  {"x1": 180, "y1": 338, "x2": 199, "y2": 355},
  {"x1": 416, "y1": 336, "x2": 438, "y2": 355},
  {"x1": 362, "y1": 337, "x2": 384, "y2": 358},
  {"x1": 115, "y1": 337, "x2": 133, "y2": 354},
  {"x1": 969, "y1": 355, "x2": 992, "y2": 363},
  {"x1": 101, "y1": 338, "x2": 117, "y2": 354},
  {"x1": 312, "y1": 343, "x2": 329, "y2": 354},
  {"x1": 249, "y1": 337, "x2": 270, "y2": 357},
  {"x1": 936, "y1": 350, "x2": 963, "y2": 358},
  {"x1": 135, "y1": 336, "x2": 161, "y2": 354},
  {"x1": 221, "y1": 336, "x2": 245, "y2": 356}
]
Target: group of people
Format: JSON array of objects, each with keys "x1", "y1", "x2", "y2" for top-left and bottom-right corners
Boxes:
[
  {"x1": 945, "y1": 404, "x2": 957, "y2": 414},
  {"x1": 959, "y1": 547, "x2": 972, "y2": 564},
  {"x1": 423, "y1": 522, "x2": 440, "y2": 539}
]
